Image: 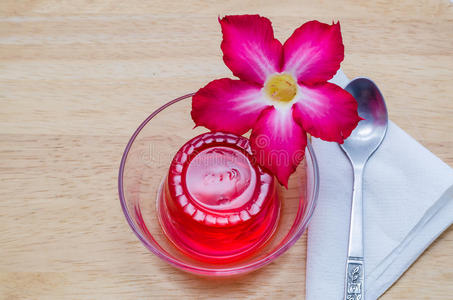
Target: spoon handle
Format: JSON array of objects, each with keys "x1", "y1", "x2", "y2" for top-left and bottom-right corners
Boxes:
[{"x1": 344, "y1": 166, "x2": 365, "y2": 300}]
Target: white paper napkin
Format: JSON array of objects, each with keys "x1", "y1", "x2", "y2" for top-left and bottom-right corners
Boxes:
[{"x1": 305, "y1": 71, "x2": 453, "y2": 299}]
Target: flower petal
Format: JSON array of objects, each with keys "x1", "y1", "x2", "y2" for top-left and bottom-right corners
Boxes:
[
  {"x1": 191, "y1": 78, "x2": 270, "y2": 135},
  {"x1": 220, "y1": 15, "x2": 282, "y2": 85},
  {"x1": 293, "y1": 82, "x2": 361, "y2": 143},
  {"x1": 250, "y1": 107, "x2": 307, "y2": 187},
  {"x1": 282, "y1": 21, "x2": 344, "y2": 85}
]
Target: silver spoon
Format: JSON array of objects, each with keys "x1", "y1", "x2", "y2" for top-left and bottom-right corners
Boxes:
[{"x1": 341, "y1": 78, "x2": 388, "y2": 300}]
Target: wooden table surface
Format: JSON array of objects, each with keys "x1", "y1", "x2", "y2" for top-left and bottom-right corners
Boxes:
[{"x1": 1, "y1": 0, "x2": 452, "y2": 299}]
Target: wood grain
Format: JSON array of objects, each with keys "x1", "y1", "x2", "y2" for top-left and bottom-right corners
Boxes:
[{"x1": 1, "y1": 0, "x2": 452, "y2": 299}]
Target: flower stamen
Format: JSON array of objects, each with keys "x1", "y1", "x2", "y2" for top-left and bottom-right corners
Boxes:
[{"x1": 264, "y1": 74, "x2": 297, "y2": 103}]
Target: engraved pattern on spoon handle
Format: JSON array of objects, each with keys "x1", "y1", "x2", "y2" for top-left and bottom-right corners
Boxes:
[{"x1": 345, "y1": 257, "x2": 364, "y2": 300}]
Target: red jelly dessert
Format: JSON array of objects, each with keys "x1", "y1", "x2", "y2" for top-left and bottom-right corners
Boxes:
[{"x1": 157, "y1": 132, "x2": 280, "y2": 262}]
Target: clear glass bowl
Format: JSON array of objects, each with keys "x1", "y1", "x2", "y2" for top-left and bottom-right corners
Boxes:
[{"x1": 118, "y1": 93, "x2": 319, "y2": 276}]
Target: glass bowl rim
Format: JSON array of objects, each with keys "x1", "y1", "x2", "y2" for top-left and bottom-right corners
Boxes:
[{"x1": 118, "y1": 93, "x2": 320, "y2": 276}]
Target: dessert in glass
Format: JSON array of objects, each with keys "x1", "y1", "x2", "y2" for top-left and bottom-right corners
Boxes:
[{"x1": 118, "y1": 94, "x2": 319, "y2": 276}]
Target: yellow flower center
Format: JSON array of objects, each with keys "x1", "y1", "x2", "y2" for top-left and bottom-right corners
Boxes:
[{"x1": 264, "y1": 74, "x2": 297, "y2": 103}]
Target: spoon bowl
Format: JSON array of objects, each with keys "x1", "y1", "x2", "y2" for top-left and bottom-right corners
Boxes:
[{"x1": 342, "y1": 78, "x2": 388, "y2": 164}]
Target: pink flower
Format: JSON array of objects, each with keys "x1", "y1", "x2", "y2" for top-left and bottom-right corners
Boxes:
[{"x1": 191, "y1": 15, "x2": 361, "y2": 187}]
